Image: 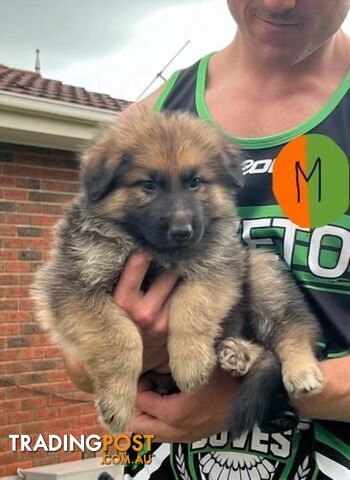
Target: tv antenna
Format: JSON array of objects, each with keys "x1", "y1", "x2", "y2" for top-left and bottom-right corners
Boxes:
[{"x1": 136, "y1": 40, "x2": 190, "y2": 101}]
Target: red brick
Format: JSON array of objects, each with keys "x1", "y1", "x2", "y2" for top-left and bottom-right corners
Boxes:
[
  {"x1": 6, "y1": 311, "x2": 31, "y2": 322},
  {"x1": 32, "y1": 359, "x2": 59, "y2": 370},
  {"x1": 0, "y1": 349, "x2": 20, "y2": 361},
  {"x1": 71, "y1": 414, "x2": 96, "y2": 427},
  {"x1": 41, "y1": 180, "x2": 79, "y2": 193},
  {"x1": 83, "y1": 425, "x2": 106, "y2": 436},
  {"x1": 4, "y1": 213, "x2": 32, "y2": 224},
  {"x1": 21, "y1": 421, "x2": 47, "y2": 434},
  {"x1": 57, "y1": 381, "x2": 76, "y2": 393},
  {"x1": 46, "y1": 370, "x2": 68, "y2": 382},
  {"x1": 15, "y1": 177, "x2": 41, "y2": 189},
  {"x1": 21, "y1": 323, "x2": 42, "y2": 334},
  {"x1": 35, "y1": 407, "x2": 60, "y2": 420},
  {"x1": 0, "y1": 176, "x2": 15, "y2": 187},
  {"x1": 6, "y1": 387, "x2": 32, "y2": 399},
  {"x1": 83, "y1": 403, "x2": 97, "y2": 414},
  {"x1": 6, "y1": 261, "x2": 31, "y2": 272},
  {"x1": 0, "y1": 298, "x2": 18, "y2": 309},
  {"x1": 42, "y1": 204, "x2": 64, "y2": 215},
  {"x1": 0, "y1": 274, "x2": 18, "y2": 285},
  {"x1": 6, "y1": 361, "x2": 33, "y2": 373},
  {"x1": 22, "y1": 396, "x2": 48, "y2": 410},
  {"x1": 0, "y1": 249, "x2": 17, "y2": 260},
  {"x1": 32, "y1": 334, "x2": 52, "y2": 345},
  {"x1": 60, "y1": 452, "x2": 83, "y2": 462},
  {"x1": 18, "y1": 372, "x2": 46, "y2": 384},
  {"x1": 0, "y1": 423, "x2": 21, "y2": 437},
  {"x1": 59, "y1": 404, "x2": 85, "y2": 417},
  {"x1": 19, "y1": 298, "x2": 34, "y2": 309},
  {"x1": 0, "y1": 225, "x2": 16, "y2": 236},
  {"x1": 1, "y1": 189, "x2": 28, "y2": 200},
  {"x1": 7, "y1": 410, "x2": 33, "y2": 424},
  {"x1": 7, "y1": 336, "x2": 32, "y2": 348},
  {"x1": 18, "y1": 274, "x2": 35, "y2": 285},
  {"x1": 0, "y1": 451, "x2": 18, "y2": 467},
  {"x1": 48, "y1": 396, "x2": 71, "y2": 407},
  {"x1": 44, "y1": 347, "x2": 61, "y2": 357},
  {"x1": 1, "y1": 237, "x2": 49, "y2": 249},
  {"x1": 16, "y1": 202, "x2": 42, "y2": 213},
  {"x1": 0, "y1": 399, "x2": 21, "y2": 413},
  {"x1": 6, "y1": 286, "x2": 30, "y2": 298},
  {"x1": 16, "y1": 153, "x2": 78, "y2": 170},
  {"x1": 32, "y1": 455, "x2": 60, "y2": 467},
  {"x1": 1, "y1": 324, "x2": 21, "y2": 335},
  {"x1": 20, "y1": 346, "x2": 45, "y2": 359},
  {"x1": 18, "y1": 226, "x2": 42, "y2": 237},
  {"x1": 48, "y1": 418, "x2": 71, "y2": 431},
  {"x1": 2, "y1": 165, "x2": 79, "y2": 181}
]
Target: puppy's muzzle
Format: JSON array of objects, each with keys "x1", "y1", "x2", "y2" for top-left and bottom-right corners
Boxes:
[{"x1": 168, "y1": 222, "x2": 193, "y2": 244}]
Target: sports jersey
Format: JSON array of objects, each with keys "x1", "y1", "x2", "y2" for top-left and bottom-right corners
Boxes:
[{"x1": 124, "y1": 53, "x2": 350, "y2": 480}]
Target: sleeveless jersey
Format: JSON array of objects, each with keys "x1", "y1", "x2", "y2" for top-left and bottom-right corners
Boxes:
[{"x1": 124, "y1": 53, "x2": 350, "y2": 480}]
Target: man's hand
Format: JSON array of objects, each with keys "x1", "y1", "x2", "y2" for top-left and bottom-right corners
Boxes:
[
  {"x1": 113, "y1": 252, "x2": 179, "y2": 373},
  {"x1": 63, "y1": 252, "x2": 179, "y2": 389},
  {"x1": 129, "y1": 368, "x2": 240, "y2": 443},
  {"x1": 293, "y1": 355, "x2": 350, "y2": 422}
]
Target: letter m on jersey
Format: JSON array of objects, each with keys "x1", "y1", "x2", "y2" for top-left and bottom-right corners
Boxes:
[{"x1": 273, "y1": 134, "x2": 349, "y2": 228}]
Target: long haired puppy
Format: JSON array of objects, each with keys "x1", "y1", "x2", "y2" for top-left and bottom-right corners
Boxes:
[{"x1": 32, "y1": 109, "x2": 323, "y2": 437}]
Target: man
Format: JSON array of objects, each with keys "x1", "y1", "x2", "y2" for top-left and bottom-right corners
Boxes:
[{"x1": 66, "y1": 1, "x2": 350, "y2": 478}]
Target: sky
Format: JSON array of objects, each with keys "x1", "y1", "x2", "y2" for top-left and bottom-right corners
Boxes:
[{"x1": 1, "y1": 1, "x2": 350, "y2": 102}]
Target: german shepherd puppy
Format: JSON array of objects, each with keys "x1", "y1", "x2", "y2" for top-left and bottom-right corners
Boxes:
[{"x1": 32, "y1": 109, "x2": 323, "y2": 438}]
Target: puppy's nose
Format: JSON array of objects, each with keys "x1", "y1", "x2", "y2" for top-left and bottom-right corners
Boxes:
[{"x1": 168, "y1": 223, "x2": 193, "y2": 243}]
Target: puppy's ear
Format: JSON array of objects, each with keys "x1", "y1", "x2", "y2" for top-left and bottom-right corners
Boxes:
[
  {"x1": 80, "y1": 148, "x2": 129, "y2": 203},
  {"x1": 218, "y1": 135, "x2": 244, "y2": 190}
]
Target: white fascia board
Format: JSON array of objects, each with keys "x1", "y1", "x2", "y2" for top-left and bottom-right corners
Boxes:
[{"x1": 0, "y1": 90, "x2": 120, "y2": 151}]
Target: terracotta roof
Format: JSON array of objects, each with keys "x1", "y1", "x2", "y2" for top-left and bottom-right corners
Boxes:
[{"x1": 0, "y1": 64, "x2": 129, "y2": 112}]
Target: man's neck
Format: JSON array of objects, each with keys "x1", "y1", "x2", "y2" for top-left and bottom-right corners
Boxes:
[
  {"x1": 211, "y1": 30, "x2": 350, "y2": 95},
  {"x1": 205, "y1": 30, "x2": 350, "y2": 138}
]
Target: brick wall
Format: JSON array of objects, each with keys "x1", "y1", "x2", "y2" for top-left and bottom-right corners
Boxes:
[{"x1": 0, "y1": 143, "x2": 105, "y2": 477}]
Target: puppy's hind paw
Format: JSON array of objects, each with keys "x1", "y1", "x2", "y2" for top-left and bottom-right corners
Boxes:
[{"x1": 218, "y1": 338, "x2": 258, "y2": 376}]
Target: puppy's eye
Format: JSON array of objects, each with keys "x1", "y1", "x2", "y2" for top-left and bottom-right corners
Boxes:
[
  {"x1": 189, "y1": 177, "x2": 201, "y2": 190},
  {"x1": 140, "y1": 180, "x2": 157, "y2": 192}
]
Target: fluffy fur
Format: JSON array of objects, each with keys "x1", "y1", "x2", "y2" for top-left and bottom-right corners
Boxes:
[{"x1": 32, "y1": 109, "x2": 323, "y2": 437}]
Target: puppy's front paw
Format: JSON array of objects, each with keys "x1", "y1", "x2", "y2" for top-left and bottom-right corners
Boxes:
[
  {"x1": 97, "y1": 384, "x2": 135, "y2": 434},
  {"x1": 170, "y1": 344, "x2": 216, "y2": 392},
  {"x1": 283, "y1": 363, "x2": 323, "y2": 398},
  {"x1": 218, "y1": 338, "x2": 252, "y2": 376}
]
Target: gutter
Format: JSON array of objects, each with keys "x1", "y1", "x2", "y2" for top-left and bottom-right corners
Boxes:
[{"x1": 0, "y1": 90, "x2": 120, "y2": 152}]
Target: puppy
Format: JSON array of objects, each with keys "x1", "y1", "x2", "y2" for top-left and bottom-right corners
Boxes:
[{"x1": 32, "y1": 109, "x2": 323, "y2": 437}]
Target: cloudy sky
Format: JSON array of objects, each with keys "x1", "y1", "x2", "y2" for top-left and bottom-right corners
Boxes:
[{"x1": 1, "y1": 1, "x2": 350, "y2": 102}]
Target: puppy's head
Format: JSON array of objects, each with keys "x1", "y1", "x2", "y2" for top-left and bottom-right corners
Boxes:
[{"x1": 81, "y1": 108, "x2": 243, "y2": 253}]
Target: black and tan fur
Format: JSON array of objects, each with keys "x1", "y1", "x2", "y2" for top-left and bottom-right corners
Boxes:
[{"x1": 32, "y1": 109, "x2": 323, "y2": 438}]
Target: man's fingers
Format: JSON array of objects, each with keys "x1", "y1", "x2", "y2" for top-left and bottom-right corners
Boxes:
[
  {"x1": 113, "y1": 253, "x2": 151, "y2": 305},
  {"x1": 129, "y1": 413, "x2": 180, "y2": 442},
  {"x1": 143, "y1": 271, "x2": 179, "y2": 310},
  {"x1": 136, "y1": 390, "x2": 187, "y2": 424}
]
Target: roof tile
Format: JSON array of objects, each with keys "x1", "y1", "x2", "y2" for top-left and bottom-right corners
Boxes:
[{"x1": 0, "y1": 65, "x2": 129, "y2": 112}]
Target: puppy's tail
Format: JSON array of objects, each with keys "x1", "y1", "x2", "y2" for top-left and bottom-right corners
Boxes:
[{"x1": 229, "y1": 351, "x2": 297, "y2": 440}]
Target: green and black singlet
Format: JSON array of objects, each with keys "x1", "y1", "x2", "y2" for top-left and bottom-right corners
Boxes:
[{"x1": 124, "y1": 53, "x2": 350, "y2": 480}]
